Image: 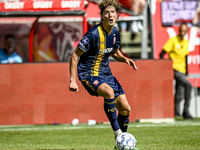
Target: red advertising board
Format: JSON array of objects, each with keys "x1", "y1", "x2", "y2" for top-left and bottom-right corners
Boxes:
[
  {"x1": 151, "y1": 0, "x2": 200, "y2": 86},
  {"x1": 0, "y1": 60, "x2": 174, "y2": 125},
  {"x1": 0, "y1": 0, "x2": 85, "y2": 12}
]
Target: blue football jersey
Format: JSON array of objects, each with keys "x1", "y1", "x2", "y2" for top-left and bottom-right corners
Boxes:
[{"x1": 77, "y1": 23, "x2": 120, "y2": 80}]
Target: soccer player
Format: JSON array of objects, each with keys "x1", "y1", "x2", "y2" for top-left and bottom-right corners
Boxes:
[{"x1": 69, "y1": 0, "x2": 138, "y2": 145}]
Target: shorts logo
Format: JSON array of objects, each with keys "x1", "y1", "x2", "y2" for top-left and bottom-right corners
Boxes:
[
  {"x1": 93, "y1": 80, "x2": 99, "y2": 86},
  {"x1": 82, "y1": 36, "x2": 89, "y2": 45}
]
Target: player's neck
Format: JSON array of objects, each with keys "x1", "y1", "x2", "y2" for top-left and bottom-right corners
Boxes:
[
  {"x1": 178, "y1": 34, "x2": 184, "y2": 41},
  {"x1": 102, "y1": 23, "x2": 113, "y2": 34}
]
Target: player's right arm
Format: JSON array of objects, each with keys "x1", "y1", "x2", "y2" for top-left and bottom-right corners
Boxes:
[{"x1": 69, "y1": 47, "x2": 84, "y2": 92}]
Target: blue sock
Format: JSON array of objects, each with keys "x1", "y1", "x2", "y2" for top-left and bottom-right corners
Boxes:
[
  {"x1": 104, "y1": 98, "x2": 120, "y2": 131},
  {"x1": 117, "y1": 113, "x2": 129, "y2": 132}
]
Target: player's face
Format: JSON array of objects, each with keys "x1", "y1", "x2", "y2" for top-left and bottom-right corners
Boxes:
[
  {"x1": 179, "y1": 25, "x2": 188, "y2": 40},
  {"x1": 4, "y1": 37, "x2": 16, "y2": 53},
  {"x1": 102, "y1": 6, "x2": 118, "y2": 28}
]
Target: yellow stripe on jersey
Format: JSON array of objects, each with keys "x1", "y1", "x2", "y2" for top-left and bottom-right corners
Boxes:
[{"x1": 91, "y1": 26, "x2": 106, "y2": 76}]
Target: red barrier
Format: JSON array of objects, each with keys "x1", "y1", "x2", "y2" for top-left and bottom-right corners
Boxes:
[{"x1": 0, "y1": 60, "x2": 173, "y2": 125}]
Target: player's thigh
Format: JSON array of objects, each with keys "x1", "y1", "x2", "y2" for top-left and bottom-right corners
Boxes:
[
  {"x1": 97, "y1": 83, "x2": 114, "y2": 99},
  {"x1": 115, "y1": 94, "x2": 131, "y2": 115}
]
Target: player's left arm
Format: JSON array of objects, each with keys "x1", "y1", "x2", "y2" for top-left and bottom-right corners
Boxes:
[{"x1": 111, "y1": 49, "x2": 138, "y2": 70}]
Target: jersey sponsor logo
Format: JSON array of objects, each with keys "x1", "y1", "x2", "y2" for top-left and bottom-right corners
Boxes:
[
  {"x1": 99, "y1": 47, "x2": 113, "y2": 54},
  {"x1": 93, "y1": 80, "x2": 99, "y2": 86},
  {"x1": 82, "y1": 36, "x2": 89, "y2": 45}
]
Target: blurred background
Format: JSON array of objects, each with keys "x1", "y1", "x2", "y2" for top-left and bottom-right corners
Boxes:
[{"x1": 0, "y1": 0, "x2": 199, "y2": 125}]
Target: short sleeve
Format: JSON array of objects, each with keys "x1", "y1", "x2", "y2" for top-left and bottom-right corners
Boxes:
[
  {"x1": 77, "y1": 33, "x2": 94, "y2": 53},
  {"x1": 114, "y1": 31, "x2": 120, "y2": 50},
  {"x1": 163, "y1": 38, "x2": 174, "y2": 53}
]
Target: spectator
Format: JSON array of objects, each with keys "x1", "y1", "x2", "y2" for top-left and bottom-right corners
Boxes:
[
  {"x1": 160, "y1": 23, "x2": 193, "y2": 119},
  {"x1": 0, "y1": 34, "x2": 22, "y2": 64}
]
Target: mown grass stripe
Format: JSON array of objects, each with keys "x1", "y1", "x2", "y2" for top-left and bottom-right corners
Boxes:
[{"x1": 0, "y1": 121, "x2": 200, "y2": 132}]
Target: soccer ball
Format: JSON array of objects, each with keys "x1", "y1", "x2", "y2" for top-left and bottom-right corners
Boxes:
[{"x1": 115, "y1": 132, "x2": 136, "y2": 150}]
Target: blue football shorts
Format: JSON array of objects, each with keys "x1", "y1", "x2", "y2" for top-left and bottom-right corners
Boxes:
[{"x1": 80, "y1": 74, "x2": 125, "y2": 97}]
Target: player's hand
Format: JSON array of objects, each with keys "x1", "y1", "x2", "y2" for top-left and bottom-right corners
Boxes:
[
  {"x1": 69, "y1": 81, "x2": 79, "y2": 92},
  {"x1": 126, "y1": 59, "x2": 138, "y2": 70}
]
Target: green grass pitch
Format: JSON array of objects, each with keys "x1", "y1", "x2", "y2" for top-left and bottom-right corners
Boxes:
[{"x1": 0, "y1": 120, "x2": 200, "y2": 150}]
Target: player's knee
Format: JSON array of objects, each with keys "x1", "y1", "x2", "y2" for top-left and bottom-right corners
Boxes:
[
  {"x1": 120, "y1": 106, "x2": 131, "y2": 115},
  {"x1": 126, "y1": 106, "x2": 131, "y2": 115},
  {"x1": 104, "y1": 88, "x2": 114, "y2": 99}
]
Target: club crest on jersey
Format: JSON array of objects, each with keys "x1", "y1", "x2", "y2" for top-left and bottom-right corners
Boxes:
[
  {"x1": 93, "y1": 80, "x2": 99, "y2": 86},
  {"x1": 113, "y1": 37, "x2": 116, "y2": 44},
  {"x1": 82, "y1": 36, "x2": 89, "y2": 45}
]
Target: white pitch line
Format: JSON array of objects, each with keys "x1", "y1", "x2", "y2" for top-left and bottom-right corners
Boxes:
[{"x1": 0, "y1": 122, "x2": 200, "y2": 132}]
